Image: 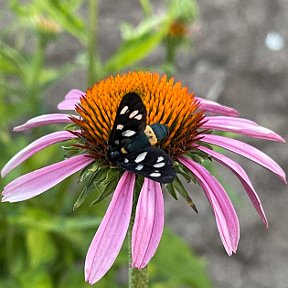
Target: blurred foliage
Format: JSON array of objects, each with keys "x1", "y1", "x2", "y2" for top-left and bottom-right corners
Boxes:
[{"x1": 0, "y1": 0, "x2": 211, "y2": 287}]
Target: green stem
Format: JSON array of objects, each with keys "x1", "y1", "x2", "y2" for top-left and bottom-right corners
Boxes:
[
  {"x1": 128, "y1": 185, "x2": 149, "y2": 288},
  {"x1": 28, "y1": 34, "x2": 47, "y2": 115},
  {"x1": 139, "y1": 0, "x2": 153, "y2": 17},
  {"x1": 129, "y1": 260, "x2": 148, "y2": 288},
  {"x1": 87, "y1": 0, "x2": 98, "y2": 85}
]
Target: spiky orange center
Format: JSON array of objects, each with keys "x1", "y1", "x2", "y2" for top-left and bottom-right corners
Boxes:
[{"x1": 72, "y1": 71, "x2": 204, "y2": 159}]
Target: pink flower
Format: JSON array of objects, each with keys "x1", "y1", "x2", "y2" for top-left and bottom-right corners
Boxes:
[{"x1": 1, "y1": 72, "x2": 286, "y2": 285}]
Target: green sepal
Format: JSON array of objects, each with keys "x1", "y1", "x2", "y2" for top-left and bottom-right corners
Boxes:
[
  {"x1": 172, "y1": 176, "x2": 198, "y2": 213},
  {"x1": 184, "y1": 152, "x2": 203, "y2": 164},
  {"x1": 73, "y1": 186, "x2": 90, "y2": 211},
  {"x1": 64, "y1": 123, "x2": 79, "y2": 130},
  {"x1": 79, "y1": 161, "x2": 104, "y2": 182},
  {"x1": 90, "y1": 168, "x2": 123, "y2": 206},
  {"x1": 165, "y1": 182, "x2": 178, "y2": 200},
  {"x1": 73, "y1": 162, "x2": 106, "y2": 210},
  {"x1": 184, "y1": 146, "x2": 213, "y2": 164},
  {"x1": 61, "y1": 144, "x2": 82, "y2": 159},
  {"x1": 174, "y1": 161, "x2": 196, "y2": 184}
]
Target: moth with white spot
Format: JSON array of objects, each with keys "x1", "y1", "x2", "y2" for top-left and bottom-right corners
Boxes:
[{"x1": 107, "y1": 92, "x2": 176, "y2": 183}]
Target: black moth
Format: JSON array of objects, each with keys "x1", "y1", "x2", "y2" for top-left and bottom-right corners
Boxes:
[{"x1": 107, "y1": 92, "x2": 176, "y2": 183}]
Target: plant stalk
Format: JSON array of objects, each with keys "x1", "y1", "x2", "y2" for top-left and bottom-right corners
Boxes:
[
  {"x1": 28, "y1": 34, "x2": 47, "y2": 115},
  {"x1": 87, "y1": 0, "x2": 98, "y2": 85},
  {"x1": 128, "y1": 188, "x2": 149, "y2": 288}
]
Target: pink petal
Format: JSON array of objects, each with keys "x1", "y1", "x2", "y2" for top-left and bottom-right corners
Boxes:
[
  {"x1": 202, "y1": 134, "x2": 287, "y2": 183},
  {"x1": 132, "y1": 178, "x2": 164, "y2": 269},
  {"x1": 85, "y1": 172, "x2": 135, "y2": 285},
  {"x1": 196, "y1": 97, "x2": 240, "y2": 116},
  {"x1": 57, "y1": 89, "x2": 84, "y2": 110},
  {"x1": 202, "y1": 116, "x2": 285, "y2": 142},
  {"x1": 65, "y1": 89, "x2": 85, "y2": 100},
  {"x1": 2, "y1": 155, "x2": 94, "y2": 202},
  {"x1": 57, "y1": 99, "x2": 78, "y2": 110},
  {"x1": 13, "y1": 114, "x2": 76, "y2": 132},
  {"x1": 179, "y1": 157, "x2": 240, "y2": 255},
  {"x1": 198, "y1": 145, "x2": 268, "y2": 228},
  {"x1": 1, "y1": 131, "x2": 77, "y2": 177}
]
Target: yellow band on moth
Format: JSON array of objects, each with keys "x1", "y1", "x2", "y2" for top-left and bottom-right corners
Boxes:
[
  {"x1": 121, "y1": 147, "x2": 128, "y2": 154},
  {"x1": 144, "y1": 125, "x2": 158, "y2": 146}
]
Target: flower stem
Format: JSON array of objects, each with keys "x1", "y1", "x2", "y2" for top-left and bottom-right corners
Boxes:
[
  {"x1": 87, "y1": 0, "x2": 98, "y2": 85},
  {"x1": 28, "y1": 34, "x2": 47, "y2": 114},
  {"x1": 139, "y1": 0, "x2": 153, "y2": 17},
  {"x1": 128, "y1": 184, "x2": 149, "y2": 288},
  {"x1": 128, "y1": 225, "x2": 149, "y2": 288},
  {"x1": 129, "y1": 264, "x2": 149, "y2": 288}
]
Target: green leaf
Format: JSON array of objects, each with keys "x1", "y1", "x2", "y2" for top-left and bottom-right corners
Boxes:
[
  {"x1": 104, "y1": 23, "x2": 168, "y2": 73},
  {"x1": 120, "y1": 15, "x2": 167, "y2": 41}
]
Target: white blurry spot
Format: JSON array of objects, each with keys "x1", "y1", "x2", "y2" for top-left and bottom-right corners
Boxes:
[
  {"x1": 124, "y1": 158, "x2": 129, "y2": 163},
  {"x1": 134, "y1": 114, "x2": 143, "y2": 120},
  {"x1": 136, "y1": 164, "x2": 144, "y2": 171},
  {"x1": 135, "y1": 152, "x2": 147, "y2": 163},
  {"x1": 116, "y1": 124, "x2": 124, "y2": 130},
  {"x1": 129, "y1": 110, "x2": 139, "y2": 118},
  {"x1": 115, "y1": 140, "x2": 120, "y2": 145},
  {"x1": 265, "y1": 32, "x2": 285, "y2": 51},
  {"x1": 122, "y1": 130, "x2": 136, "y2": 137},
  {"x1": 120, "y1": 106, "x2": 129, "y2": 115},
  {"x1": 157, "y1": 156, "x2": 164, "y2": 163},
  {"x1": 154, "y1": 162, "x2": 165, "y2": 168},
  {"x1": 150, "y1": 172, "x2": 161, "y2": 177}
]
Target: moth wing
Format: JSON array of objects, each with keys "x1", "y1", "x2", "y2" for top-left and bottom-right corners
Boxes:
[
  {"x1": 108, "y1": 92, "x2": 147, "y2": 147},
  {"x1": 120, "y1": 147, "x2": 176, "y2": 183}
]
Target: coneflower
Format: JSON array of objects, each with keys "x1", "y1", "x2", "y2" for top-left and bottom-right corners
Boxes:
[{"x1": 1, "y1": 71, "x2": 286, "y2": 285}]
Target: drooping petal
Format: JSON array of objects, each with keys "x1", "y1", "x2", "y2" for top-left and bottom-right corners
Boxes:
[
  {"x1": 2, "y1": 155, "x2": 94, "y2": 202},
  {"x1": 202, "y1": 116, "x2": 285, "y2": 142},
  {"x1": 13, "y1": 114, "x2": 76, "y2": 132},
  {"x1": 179, "y1": 157, "x2": 240, "y2": 255},
  {"x1": 57, "y1": 89, "x2": 84, "y2": 110},
  {"x1": 196, "y1": 97, "x2": 240, "y2": 116},
  {"x1": 198, "y1": 145, "x2": 268, "y2": 228},
  {"x1": 1, "y1": 131, "x2": 77, "y2": 177},
  {"x1": 85, "y1": 172, "x2": 135, "y2": 285},
  {"x1": 202, "y1": 134, "x2": 287, "y2": 183},
  {"x1": 132, "y1": 178, "x2": 164, "y2": 269},
  {"x1": 57, "y1": 99, "x2": 78, "y2": 111}
]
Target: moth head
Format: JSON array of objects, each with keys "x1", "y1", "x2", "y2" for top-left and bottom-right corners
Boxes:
[{"x1": 149, "y1": 124, "x2": 168, "y2": 141}]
